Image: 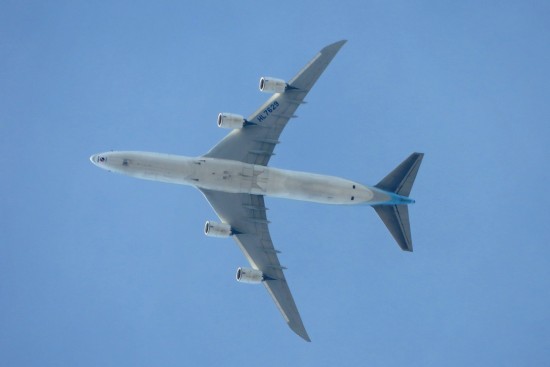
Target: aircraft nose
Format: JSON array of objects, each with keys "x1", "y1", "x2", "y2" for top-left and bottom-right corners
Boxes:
[{"x1": 90, "y1": 154, "x2": 108, "y2": 166}]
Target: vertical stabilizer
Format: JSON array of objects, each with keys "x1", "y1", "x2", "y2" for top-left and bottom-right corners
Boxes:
[{"x1": 373, "y1": 153, "x2": 423, "y2": 252}]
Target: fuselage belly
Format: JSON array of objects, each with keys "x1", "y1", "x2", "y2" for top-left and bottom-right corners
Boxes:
[{"x1": 90, "y1": 151, "x2": 392, "y2": 205}]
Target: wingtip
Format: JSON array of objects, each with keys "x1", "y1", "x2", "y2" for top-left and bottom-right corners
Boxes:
[
  {"x1": 322, "y1": 39, "x2": 347, "y2": 54},
  {"x1": 299, "y1": 327, "x2": 311, "y2": 342},
  {"x1": 413, "y1": 152, "x2": 425, "y2": 161},
  {"x1": 296, "y1": 328, "x2": 312, "y2": 342},
  {"x1": 288, "y1": 320, "x2": 311, "y2": 342}
]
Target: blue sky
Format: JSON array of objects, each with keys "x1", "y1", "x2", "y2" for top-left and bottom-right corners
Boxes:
[{"x1": 1, "y1": 1, "x2": 549, "y2": 366}]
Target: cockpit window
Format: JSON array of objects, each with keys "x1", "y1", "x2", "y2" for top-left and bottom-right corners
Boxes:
[{"x1": 99, "y1": 156, "x2": 106, "y2": 162}]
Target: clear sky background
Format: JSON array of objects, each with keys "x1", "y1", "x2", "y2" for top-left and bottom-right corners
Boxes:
[{"x1": 1, "y1": 1, "x2": 549, "y2": 366}]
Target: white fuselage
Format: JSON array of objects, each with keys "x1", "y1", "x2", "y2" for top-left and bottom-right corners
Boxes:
[{"x1": 90, "y1": 151, "x2": 393, "y2": 205}]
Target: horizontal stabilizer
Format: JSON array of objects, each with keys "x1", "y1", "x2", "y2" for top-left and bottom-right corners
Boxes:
[
  {"x1": 374, "y1": 205, "x2": 412, "y2": 251},
  {"x1": 375, "y1": 153, "x2": 424, "y2": 197},
  {"x1": 373, "y1": 153, "x2": 424, "y2": 252}
]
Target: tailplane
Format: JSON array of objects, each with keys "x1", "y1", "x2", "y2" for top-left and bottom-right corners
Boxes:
[{"x1": 373, "y1": 153, "x2": 424, "y2": 252}]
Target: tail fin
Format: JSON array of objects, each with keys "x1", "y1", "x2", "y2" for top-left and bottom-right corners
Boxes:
[{"x1": 373, "y1": 153, "x2": 424, "y2": 252}]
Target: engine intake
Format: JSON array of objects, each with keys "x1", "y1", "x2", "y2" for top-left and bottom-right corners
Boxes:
[
  {"x1": 204, "y1": 221, "x2": 232, "y2": 238},
  {"x1": 217, "y1": 113, "x2": 246, "y2": 129},
  {"x1": 236, "y1": 267, "x2": 264, "y2": 284},
  {"x1": 259, "y1": 77, "x2": 287, "y2": 94}
]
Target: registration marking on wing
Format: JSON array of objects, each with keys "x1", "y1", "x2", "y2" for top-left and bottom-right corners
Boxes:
[{"x1": 256, "y1": 101, "x2": 280, "y2": 122}]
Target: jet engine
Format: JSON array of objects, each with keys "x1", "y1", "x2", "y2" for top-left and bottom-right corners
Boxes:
[
  {"x1": 217, "y1": 113, "x2": 246, "y2": 129},
  {"x1": 204, "y1": 221, "x2": 232, "y2": 238},
  {"x1": 236, "y1": 267, "x2": 264, "y2": 284},
  {"x1": 259, "y1": 77, "x2": 287, "y2": 94}
]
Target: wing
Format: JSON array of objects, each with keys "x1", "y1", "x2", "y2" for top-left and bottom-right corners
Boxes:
[
  {"x1": 199, "y1": 188, "x2": 311, "y2": 342},
  {"x1": 203, "y1": 40, "x2": 347, "y2": 166}
]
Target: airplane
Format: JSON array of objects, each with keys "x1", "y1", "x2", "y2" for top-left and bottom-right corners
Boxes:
[{"x1": 90, "y1": 40, "x2": 423, "y2": 342}]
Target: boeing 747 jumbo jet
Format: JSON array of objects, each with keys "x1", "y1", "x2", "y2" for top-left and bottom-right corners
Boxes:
[{"x1": 90, "y1": 40, "x2": 423, "y2": 342}]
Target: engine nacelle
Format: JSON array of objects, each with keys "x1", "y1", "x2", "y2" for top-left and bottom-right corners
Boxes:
[
  {"x1": 217, "y1": 113, "x2": 246, "y2": 129},
  {"x1": 259, "y1": 77, "x2": 287, "y2": 94},
  {"x1": 236, "y1": 267, "x2": 264, "y2": 284},
  {"x1": 204, "y1": 221, "x2": 232, "y2": 238}
]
